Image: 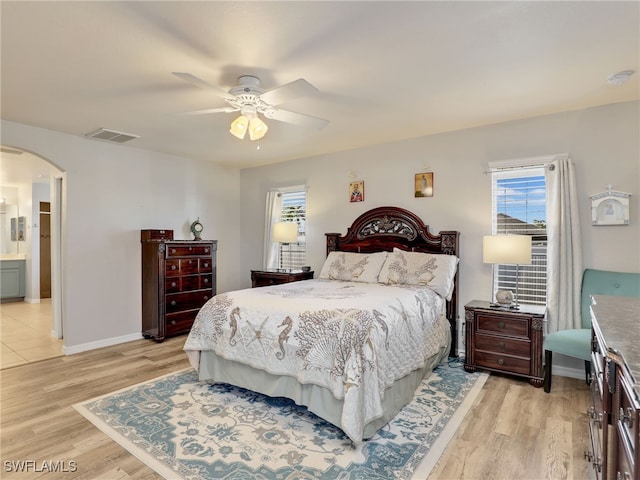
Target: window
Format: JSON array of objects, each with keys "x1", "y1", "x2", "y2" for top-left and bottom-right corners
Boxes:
[
  {"x1": 265, "y1": 188, "x2": 306, "y2": 271},
  {"x1": 491, "y1": 167, "x2": 547, "y2": 306},
  {"x1": 277, "y1": 190, "x2": 306, "y2": 269}
]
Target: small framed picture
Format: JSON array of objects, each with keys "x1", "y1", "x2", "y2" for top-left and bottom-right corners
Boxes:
[
  {"x1": 349, "y1": 181, "x2": 364, "y2": 202},
  {"x1": 414, "y1": 172, "x2": 434, "y2": 197}
]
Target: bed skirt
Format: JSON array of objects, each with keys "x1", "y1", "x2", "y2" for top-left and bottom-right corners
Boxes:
[{"x1": 191, "y1": 331, "x2": 450, "y2": 442}]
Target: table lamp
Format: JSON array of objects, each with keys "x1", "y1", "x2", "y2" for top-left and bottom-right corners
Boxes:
[
  {"x1": 483, "y1": 235, "x2": 532, "y2": 309},
  {"x1": 273, "y1": 222, "x2": 298, "y2": 271}
]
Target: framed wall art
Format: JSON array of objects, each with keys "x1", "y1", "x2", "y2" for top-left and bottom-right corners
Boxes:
[
  {"x1": 590, "y1": 188, "x2": 631, "y2": 226},
  {"x1": 414, "y1": 172, "x2": 434, "y2": 197},
  {"x1": 349, "y1": 181, "x2": 364, "y2": 202}
]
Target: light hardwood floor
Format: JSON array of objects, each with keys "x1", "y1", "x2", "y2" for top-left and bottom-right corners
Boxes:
[
  {"x1": 0, "y1": 299, "x2": 62, "y2": 368},
  {"x1": 0, "y1": 336, "x2": 591, "y2": 479}
]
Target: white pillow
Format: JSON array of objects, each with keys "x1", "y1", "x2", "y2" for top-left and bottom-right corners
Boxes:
[
  {"x1": 318, "y1": 251, "x2": 388, "y2": 283},
  {"x1": 378, "y1": 248, "x2": 458, "y2": 300}
]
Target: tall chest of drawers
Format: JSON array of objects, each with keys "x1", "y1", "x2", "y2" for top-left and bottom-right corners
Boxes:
[{"x1": 141, "y1": 233, "x2": 217, "y2": 342}]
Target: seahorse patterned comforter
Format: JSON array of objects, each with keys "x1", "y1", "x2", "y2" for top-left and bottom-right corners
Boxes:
[{"x1": 184, "y1": 278, "x2": 449, "y2": 442}]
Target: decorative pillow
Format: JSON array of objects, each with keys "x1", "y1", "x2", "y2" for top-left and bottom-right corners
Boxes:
[
  {"x1": 378, "y1": 248, "x2": 459, "y2": 300},
  {"x1": 318, "y1": 251, "x2": 388, "y2": 283}
]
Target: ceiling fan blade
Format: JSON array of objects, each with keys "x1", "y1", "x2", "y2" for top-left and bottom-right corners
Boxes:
[
  {"x1": 259, "y1": 78, "x2": 318, "y2": 106},
  {"x1": 177, "y1": 107, "x2": 239, "y2": 115},
  {"x1": 265, "y1": 108, "x2": 329, "y2": 130},
  {"x1": 172, "y1": 72, "x2": 230, "y2": 98}
]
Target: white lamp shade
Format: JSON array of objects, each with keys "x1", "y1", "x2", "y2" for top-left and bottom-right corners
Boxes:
[
  {"x1": 483, "y1": 235, "x2": 532, "y2": 265},
  {"x1": 229, "y1": 115, "x2": 248, "y2": 139},
  {"x1": 248, "y1": 116, "x2": 268, "y2": 140},
  {"x1": 273, "y1": 222, "x2": 298, "y2": 243}
]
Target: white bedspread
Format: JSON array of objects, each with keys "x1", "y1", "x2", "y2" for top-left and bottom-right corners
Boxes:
[{"x1": 184, "y1": 278, "x2": 449, "y2": 442}]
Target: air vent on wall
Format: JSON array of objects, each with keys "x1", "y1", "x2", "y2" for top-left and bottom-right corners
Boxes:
[{"x1": 85, "y1": 128, "x2": 140, "y2": 144}]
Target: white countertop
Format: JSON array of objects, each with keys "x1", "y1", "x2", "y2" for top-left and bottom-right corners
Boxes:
[{"x1": 0, "y1": 254, "x2": 26, "y2": 260}]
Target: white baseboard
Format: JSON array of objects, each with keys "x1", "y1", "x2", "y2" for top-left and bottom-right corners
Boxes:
[
  {"x1": 24, "y1": 297, "x2": 41, "y2": 304},
  {"x1": 62, "y1": 332, "x2": 143, "y2": 355}
]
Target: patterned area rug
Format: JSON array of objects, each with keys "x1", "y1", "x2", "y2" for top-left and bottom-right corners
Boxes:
[{"x1": 74, "y1": 361, "x2": 487, "y2": 479}]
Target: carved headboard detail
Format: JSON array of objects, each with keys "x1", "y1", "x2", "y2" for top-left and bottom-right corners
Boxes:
[{"x1": 325, "y1": 206, "x2": 460, "y2": 357}]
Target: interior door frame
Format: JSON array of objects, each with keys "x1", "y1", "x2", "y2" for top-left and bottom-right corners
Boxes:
[{"x1": 51, "y1": 175, "x2": 64, "y2": 339}]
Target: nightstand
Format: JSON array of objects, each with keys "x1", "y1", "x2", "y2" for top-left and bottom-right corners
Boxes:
[
  {"x1": 250, "y1": 269, "x2": 314, "y2": 288},
  {"x1": 464, "y1": 300, "x2": 546, "y2": 387}
]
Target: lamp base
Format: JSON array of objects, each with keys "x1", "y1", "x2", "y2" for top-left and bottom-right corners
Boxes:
[{"x1": 495, "y1": 290, "x2": 514, "y2": 305}]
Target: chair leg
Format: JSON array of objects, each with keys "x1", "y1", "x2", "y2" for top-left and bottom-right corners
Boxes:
[
  {"x1": 585, "y1": 360, "x2": 591, "y2": 385},
  {"x1": 544, "y1": 350, "x2": 552, "y2": 393}
]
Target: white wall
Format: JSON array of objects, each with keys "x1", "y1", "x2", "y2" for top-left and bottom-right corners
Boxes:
[
  {"x1": 1, "y1": 101, "x2": 637, "y2": 360},
  {"x1": 239, "y1": 101, "x2": 640, "y2": 364},
  {"x1": 1, "y1": 120, "x2": 243, "y2": 352}
]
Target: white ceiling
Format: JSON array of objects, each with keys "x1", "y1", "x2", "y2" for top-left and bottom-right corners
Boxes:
[{"x1": 1, "y1": 1, "x2": 638, "y2": 174}]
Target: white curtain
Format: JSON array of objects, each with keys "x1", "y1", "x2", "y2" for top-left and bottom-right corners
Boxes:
[
  {"x1": 263, "y1": 190, "x2": 283, "y2": 269},
  {"x1": 545, "y1": 157, "x2": 583, "y2": 332}
]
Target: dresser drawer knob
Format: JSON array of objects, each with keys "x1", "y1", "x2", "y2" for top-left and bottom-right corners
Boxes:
[
  {"x1": 171, "y1": 300, "x2": 176, "y2": 306},
  {"x1": 203, "y1": 278, "x2": 209, "y2": 284},
  {"x1": 171, "y1": 320, "x2": 176, "y2": 325},
  {"x1": 171, "y1": 282, "x2": 177, "y2": 288},
  {"x1": 498, "y1": 321, "x2": 505, "y2": 329},
  {"x1": 203, "y1": 262, "x2": 209, "y2": 268},
  {"x1": 203, "y1": 295, "x2": 209, "y2": 301},
  {"x1": 619, "y1": 407, "x2": 634, "y2": 428},
  {"x1": 171, "y1": 265, "x2": 177, "y2": 270},
  {"x1": 205, "y1": 248, "x2": 209, "y2": 253},
  {"x1": 499, "y1": 341, "x2": 505, "y2": 349},
  {"x1": 171, "y1": 248, "x2": 176, "y2": 254},
  {"x1": 497, "y1": 358, "x2": 505, "y2": 365}
]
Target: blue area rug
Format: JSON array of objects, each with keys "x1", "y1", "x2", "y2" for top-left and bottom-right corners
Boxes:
[{"x1": 74, "y1": 361, "x2": 487, "y2": 479}]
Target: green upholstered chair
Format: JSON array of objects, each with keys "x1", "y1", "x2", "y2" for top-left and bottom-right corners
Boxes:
[{"x1": 543, "y1": 268, "x2": 640, "y2": 393}]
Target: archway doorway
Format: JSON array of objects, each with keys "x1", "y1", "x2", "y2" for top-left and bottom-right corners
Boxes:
[{"x1": 0, "y1": 147, "x2": 64, "y2": 367}]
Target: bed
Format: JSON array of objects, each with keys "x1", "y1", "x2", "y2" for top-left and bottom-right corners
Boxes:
[{"x1": 184, "y1": 206, "x2": 460, "y2": 443}]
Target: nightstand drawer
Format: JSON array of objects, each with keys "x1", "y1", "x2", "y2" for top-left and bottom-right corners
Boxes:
[
  {"x1": 251, "y1": 269, "x2": 314, "y2": 288},
  {"x1": 254, "y1": 275, "x2": 282, "y2": 287},
  {"x1": 475, "y1": 351, "x2": 531, "y2": 375},
  {"x1": 476, "y1": 313, "x2": 529, "y2": 338},
  {"x1": 474, "y1": 333, "x2": 530, "y2": 357}
]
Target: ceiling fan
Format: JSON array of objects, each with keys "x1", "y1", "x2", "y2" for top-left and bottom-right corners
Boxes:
[{"x1": 173, "y1": 72, "x2": 329, "y2": 140}]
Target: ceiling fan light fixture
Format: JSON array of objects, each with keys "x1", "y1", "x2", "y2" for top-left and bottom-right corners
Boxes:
[
  {"x1": 229, "y1": 115, "x2": 249, "y2": 139},
  {"x1": 248, "y1": 116, "x2": 268, "y2": 141}
]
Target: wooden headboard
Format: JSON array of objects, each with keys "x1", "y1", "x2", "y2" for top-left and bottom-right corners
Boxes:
[{"x1": 325, "y1": 206, "x2": 460, "y2": 357}]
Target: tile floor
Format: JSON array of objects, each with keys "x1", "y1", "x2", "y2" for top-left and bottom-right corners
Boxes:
[{"x1": 0, "y1": 299, "x2": 63, "y2": 369}]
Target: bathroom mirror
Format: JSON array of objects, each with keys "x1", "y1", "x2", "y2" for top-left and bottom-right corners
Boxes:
[{"x1": 1, "y1": 204, "x2": 19, "y2": 254}]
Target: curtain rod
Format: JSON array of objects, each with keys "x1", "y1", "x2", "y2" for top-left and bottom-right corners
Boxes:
[{"x1": 483, "y1": 163, "x2": 553, "y2": 175}]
